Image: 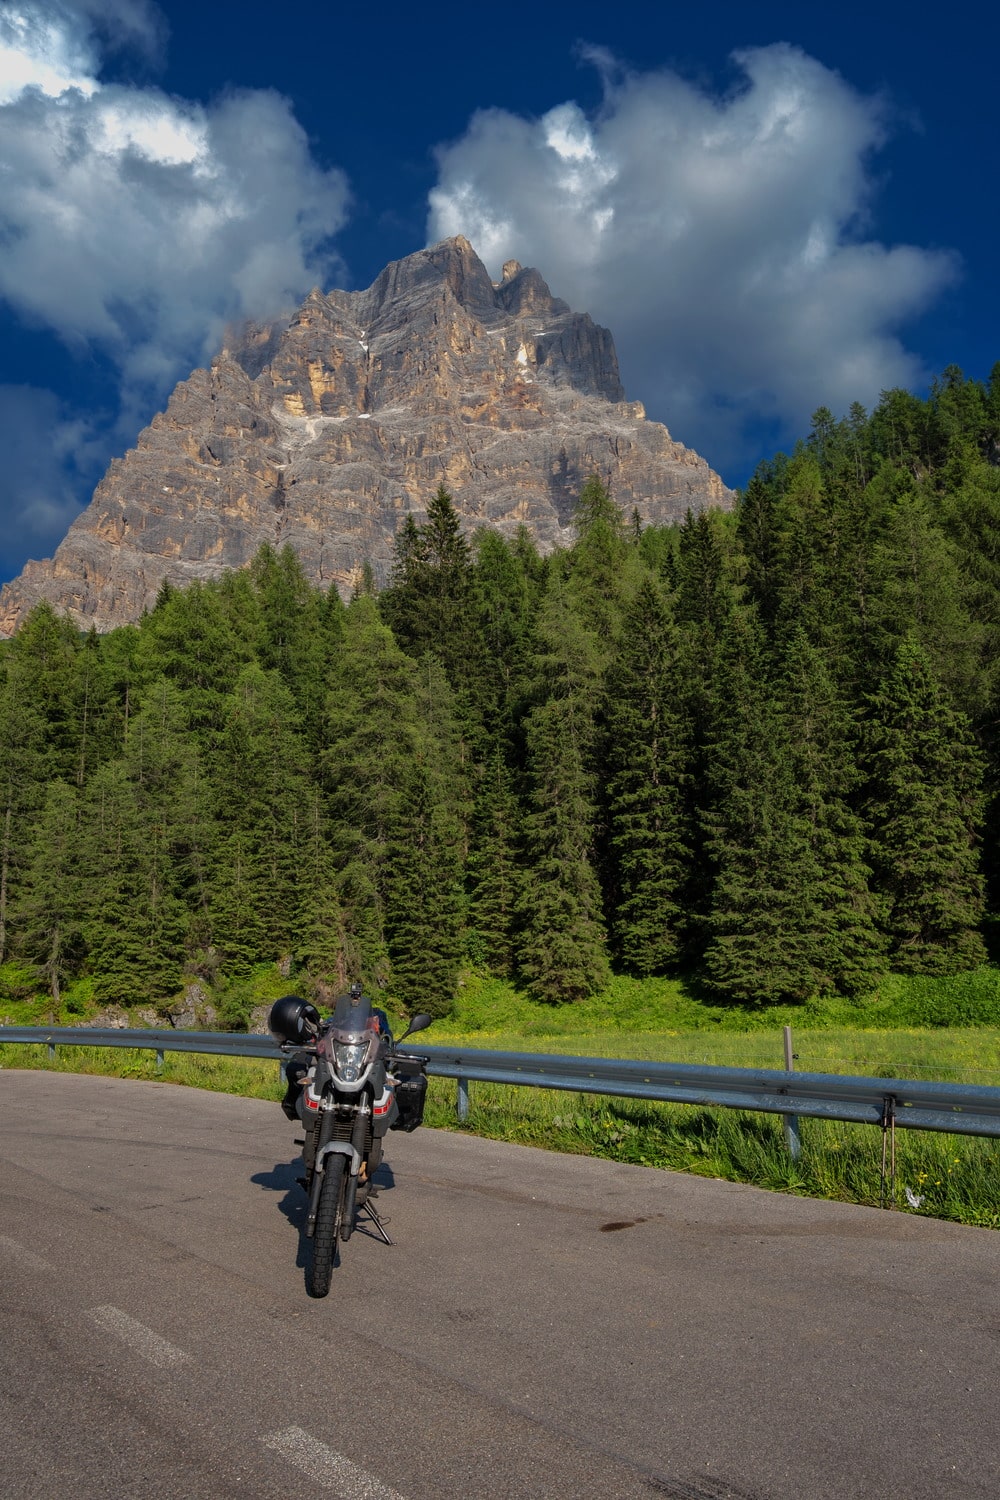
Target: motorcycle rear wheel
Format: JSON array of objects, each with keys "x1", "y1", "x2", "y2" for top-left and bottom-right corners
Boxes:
[{"x1": 309, "y1": 1155, "x2": 347, "y2": 1298}]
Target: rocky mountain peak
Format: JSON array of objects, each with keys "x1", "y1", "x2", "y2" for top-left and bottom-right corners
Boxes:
[{"x1": 0, "y1": 237, "x2": 733, "y2": 636}]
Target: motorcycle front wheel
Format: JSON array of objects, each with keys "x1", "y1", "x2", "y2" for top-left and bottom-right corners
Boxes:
[{"x1": 309, "y1": 1155, "x2": 347, "y2": 1298}]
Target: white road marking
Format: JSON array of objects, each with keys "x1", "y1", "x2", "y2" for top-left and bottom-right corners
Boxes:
[
  {"x1": 88, "y1": 1305, "x2": 191, "y2": 1369},
  {"x1": 0, "y1": 1235, "x2": 56, "y2": 1273},
  {"x1": 262, "y1": 1426, "x2": 406, "y2": 1499}
]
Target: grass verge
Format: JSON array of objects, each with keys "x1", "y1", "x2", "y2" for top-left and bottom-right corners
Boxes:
[
  {"x1": 0, "y1": 1042, "x2": 285, "y2": 1103},
  {"x1": 421, "y1": 1077, "x2": 1000, "y2": 1230}
]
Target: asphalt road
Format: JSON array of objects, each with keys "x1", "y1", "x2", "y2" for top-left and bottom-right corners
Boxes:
[{"x1": 1, "y1": 1069, "x2": 998, "y2": 1500}]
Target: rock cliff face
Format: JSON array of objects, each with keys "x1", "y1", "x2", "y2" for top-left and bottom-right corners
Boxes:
[{"x1": 0, "y1": 236, "x2": 733, "y2": 635}]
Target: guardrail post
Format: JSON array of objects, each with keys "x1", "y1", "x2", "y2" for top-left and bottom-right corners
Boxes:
[
  {"x1": 47, "y1": 1042, "x2": 56, "y2": 1063},
  {"x1": 456, "y1": 1076, "x2": 469, "y2": 1123},
  {"x1": 155, "y1": 1048, "x2": 165, "y2": 1072},
  {"x1": 782, "y1": 1025, "x2": 801, "y2": 1161}
]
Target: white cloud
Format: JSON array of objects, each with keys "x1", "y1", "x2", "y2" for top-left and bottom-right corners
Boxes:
[
  {"x1": 0, "y1": 1, "x2": 161, "y2": 104},
  {"x1": 0, "y1": 0, "x2": 351, "y2": 569},
  {"x1": 428, "y1": 44, "x2": 958, "y2": 474},
  {"x1": 0, "y1": 5, "x2": 96, "y2": 101},
  {"x1": 0, "y1": 4, "x2": 349, "y2": 374},
  {"x1": 0, "y1": 2, "x2": 349, "y2": 401}
]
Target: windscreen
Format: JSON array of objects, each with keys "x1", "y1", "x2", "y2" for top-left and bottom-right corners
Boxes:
[{"x1": 327, "y1": 989, "x2": 374, "y2": 1043}]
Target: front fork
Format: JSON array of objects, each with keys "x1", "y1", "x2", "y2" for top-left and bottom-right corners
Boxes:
[
  {"x1": 305, "y1": 1095, "x2": 372, "y2": 1239},
  {"x1": 338, "y1": 1099, "x2": 371, "y2": 1243}
]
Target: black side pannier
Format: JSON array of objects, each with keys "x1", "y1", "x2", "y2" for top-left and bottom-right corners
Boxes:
[{"x1": 391, "y1": 1053, "x2": 428, "y2": 1132}]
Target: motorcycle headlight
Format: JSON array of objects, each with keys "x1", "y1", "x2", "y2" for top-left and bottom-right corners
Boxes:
[{"x1": 333, "y1": 1039, "x2": 373, "y2": 1082}]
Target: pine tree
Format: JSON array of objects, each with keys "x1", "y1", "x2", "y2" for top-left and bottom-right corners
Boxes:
[
  {"x1": 516, "y1": 583, "x2": 610, "y2": 1002},
  {"x1": 385, "y1": 513, "x2": 422, "y2": 592},
  {"x1": 385, "y1": 651, "x2": 467, "y2": 1014},
  {"x1": 380, "y1": 484, "x2": 474, "y2": 683},
  {"x1": 869, "y1": 386, "x2": 939, "y2": 474},
  {"x1": 702, "y1": 616, "x2": 817, "y2": 1005},
  {"x1": 768, "y1": 452, "x2": 838, "y2": 649},
  {"x1": 511, "y1": 524, "x2": 549, "y2": 605},
  {"x1": 468, "y1": 529, "x2": 535, "y2": 740},
  {"x1": 352, "y1": 560, "x2": 377, "y2": 598},
  {"x1": 73, "y1": 629, "x2": 120, "y2": 787},
  {"x1": 702, "y1": 618, "x2": 884, "y2": 1004},
  {"x1": 383, "y1": 749, "x2": 465, "y2": 1017},
  {"x1": 931, "y1": 365, "x2": 989, "y2": 465},
  {"x1": 816, "y1": 454, "x2": 894, "y2": 693},
  {"x1": 249, "y1": 544, "x2": 332, "y2": 744},
  {"x1": 565, "y1": 474, "x2": 636, "y2": 642},
  {"x1": 672, "y1": 507, "x2": 743, "y2": 954},
  {"x1": 805, "y1": 403, "x2": 874, "y2": 501},
  {"x1": 875, "y1": 480, "x2": 980, "y2": 713},
  {"x1": 208, "y1": 665, "x2": 315, "y2": 974},
  {"x1": 134, "y1": 581, "x2": 254, "y2": 738},
  {"x1": 604, "y1": 579, "x2": 691, "y2": 974},
  {"x1": 0, "y1": 663, "x2": 49, "y2": 964},
  {"x1": 81, "y1": 681, "x2": 201, "y2": 1007},
  {"x1": 324, "y1": 597, "x2": 466, "y2": 1011},
  {"x1": 15, "y1": 780, "x2": 83, "y2": 1008},
  {"x1": 940, "y1": 452, "x2": 1000, "y2": 700},
  {"x1": 324, "y1": 597, "x2": 417, "y2": 984},
  {"x1": 862, "y1": 638, "x2": 987, "y2": 973},
  {"x1": 93, "y1": 624, "x2": 143, "y2": 760},
  {"x1": 209, "y1": 828, "x2": 270, "y2": 977},
  {"x1": 674, "y1": 508, "x2": 740, "y2": 634},
  {"x1": 293, "y1": 788, "x2": 346, "y2": 991},
  {"x1": 466, "y1": 744, "x2": 524, "y2": 976},
  {"x1": 776, "y1": 632, "x2": 886, "y2": 995},
  {"x1": 737, "y1": 471, "x2": 782, "y2": 632},
  {"x1": 943, "y1": 452, "x2": 1000, "y2": 906},
  {"x1": 214, "y1": 566, "x2": 266, "y2": 663},
  {"x1": 6, "y1": 604, "x2": 83, "y2": 775},
  {"x1": 635, "y1": 521, "x2": 681, "y2": 581},
  {"x1": 574, "y1": 472, "x2": 621, "y2": 533}
]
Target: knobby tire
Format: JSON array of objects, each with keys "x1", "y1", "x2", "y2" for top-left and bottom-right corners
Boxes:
[{"x1": 309, "y1": 1154, "x2": 347, "y2": 1298}]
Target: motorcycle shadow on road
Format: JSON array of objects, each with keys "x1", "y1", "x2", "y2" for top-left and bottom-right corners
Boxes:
[{"x1": 251, "y1": 1157, "x2": 397, "y2": 1269}]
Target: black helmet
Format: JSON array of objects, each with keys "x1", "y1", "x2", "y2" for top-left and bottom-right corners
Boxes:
[{"x1": 268, "y1": 994, "x2": 321, "y2": 1044}]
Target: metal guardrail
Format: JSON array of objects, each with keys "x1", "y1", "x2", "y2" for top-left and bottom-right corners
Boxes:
[
  {"x1": 420, "y1": 1044, "x2": 1000, "y2": 1138},
  {"x1": 2, "y1": 1025, "x2": 1000, "y2": 1146},
  {"x1": 0, "y1": 1026, "x2": 282, "y2": 1063}
]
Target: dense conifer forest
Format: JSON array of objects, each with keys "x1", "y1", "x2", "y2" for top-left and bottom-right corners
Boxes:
[{"x1": 2, "y1": 365, "x2": 999, "y2": 1022}]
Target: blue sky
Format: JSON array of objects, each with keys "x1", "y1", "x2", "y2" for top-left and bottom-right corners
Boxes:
[{"x1": 0, "y1": 0, "x2": 997, "y2": 585}]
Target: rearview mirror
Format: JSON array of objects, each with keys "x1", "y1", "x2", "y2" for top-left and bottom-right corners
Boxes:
[{"x1": 397, "y1": 1013, "x2": 433, "y2": 1043}]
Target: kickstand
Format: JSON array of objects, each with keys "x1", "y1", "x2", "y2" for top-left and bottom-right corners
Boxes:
[{"x1": 361, "y1": 1199, "x2": 394, "y2": 1246}]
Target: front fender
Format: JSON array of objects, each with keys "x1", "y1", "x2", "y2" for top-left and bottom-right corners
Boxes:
[{"x1": 315, "y1": 1139, "x2": 361, "y2": 1178}]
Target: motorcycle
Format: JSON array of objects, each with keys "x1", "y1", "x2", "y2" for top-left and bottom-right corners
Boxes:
[{"x1": 269, "y1": 987, "x2": 432, "y2": 1297}]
